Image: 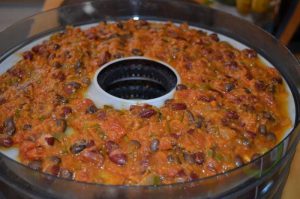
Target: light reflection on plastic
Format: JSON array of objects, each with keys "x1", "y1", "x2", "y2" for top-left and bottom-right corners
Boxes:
[
  {"x1": 260, "y1": 181, "x2": 274, "y2": 196},
  {"x1": 83, "y1": 2, "x2": 96, "y2": 14},
  {"x1": 133, "y1": 16, "x2": 140, "y2": 20}
]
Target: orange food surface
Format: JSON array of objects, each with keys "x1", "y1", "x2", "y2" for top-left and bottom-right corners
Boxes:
[{"x1": 0, "y1": 20, "x2": 291, "y2": 185}]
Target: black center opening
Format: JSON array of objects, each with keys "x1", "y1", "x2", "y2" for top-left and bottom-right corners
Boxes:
[{"x1": 97, "y1": 58, "x2": 178, "y2": 100}]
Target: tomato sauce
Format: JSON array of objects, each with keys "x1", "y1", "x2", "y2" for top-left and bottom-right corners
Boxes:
[{"x1": 0, "y1": 20, "x2": 291, "y2": 185}]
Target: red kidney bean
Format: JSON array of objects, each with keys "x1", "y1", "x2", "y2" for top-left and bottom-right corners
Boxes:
[
  {"x1": 139, "y1": 109, "x2": 157, "y2": 118},
  {"x1": 212, "y1": 53, "x2": 224, "y2": 61},
  {"x1": 69, "y1": 82, "x2": 81, "y2": 89},
  {"x1": 7, "y1": 68, "x2": 23, "y2": 79},
  {"x1": 45, "y1": 137, "x2": 55, "y2": 146},
  {"x1": 176, "y1": 84, "x2": 187, "y2": 90},
  {"x1": 53, "y1": 43, "x2": 60, "y2": 50},
  {"x1": 55, "y1": 94, "x2": 68, "y2": 104},
  {"x1": 226, "y1": 110, "x2": 239, "y2": 120},
  {"x1": 255, "y1": 80, "x2": 266, "y2": 91},
  {"x1": 109, "y1": 150, "x2": 127, "y2": 166},
  {"x1": 32, "y1": 44, "x2": 43, "y2": 53},
  {"x1": 243, "y1": 131, "x2": 256, "y2": 139},
  {"x1": 150, "y1": 139, "x2": 160, "y2": 152},
  {"x1": 224, "y1": 83, "x2": 235, "y2": 92},
  {"x1": 224, "y1": 61, "x2": 238, "y2": 70},
  {"x1": 242, "y1": 49, "x2": 257, "y2": 59},
  {"x1": 209, "y1": 33, "x2": 219, "y2": 42},
  {"x1": 262, "y1": 111, "x2": 275, "y2": 121},
  {"x1": 201, "y1": 47, "x2": 213, "y2": 55},
  {"x1": 175, "y1": 169, "x2": 187, "y2": 183},
  {"x1": 243, "y1": 104, "x2": 255, "y2": 113},
  {"x1": 3, "y1": 117, "x2": 16, "y2": 136},
  {"x1": 86, "y1": 32, "x2": 98, "y2": 40},
  {"x1": 59, "y1": 168, "x2": 73, "y2": 179},
  {"x1": 64, "y1": 82, "x2": 81, "y2": 94},
  {"x1": 23, "y1": 124, "x2": 32, "y2": 131},
  {"x1": 86, "y1": 105, "x2": 98, "y2": 114},
  {"x1": 70, "y1": 140, "x2": 87, "y2": 154},
  {"x1": 61, "y1": 106, "x2": 72, "y2": 118},
  {"x1": 113, "y1": 52, "x2": 124, "y2": 59},
  {"x1": 171, "y1": 103, "x2": 187, "y2": 110},
  {"x1": 204, "y1": 161, "x2": 214, "y2": 171},
  {"x1": 32, "y1": 44, "x2": 49, "y2": 57},
  {"x1": 170, "y1": 133, "x2": 181, "y2": 139},
  {"x1": 105, "y1": 140, "x2": 119, "y2": 153},
  {"x1": 22, "y1": 51, "x2": 34, "y2": 60},
  {"x1": 0, "y1": 137, "x2": 13, "y2": 147},
  {"x1": 82, "y1": 150, "x2": 104, "y2": 166},
  {"x1": 221, "y1": 117, "x2": 230, "y2": 127},
  {"x1": 98, "y1": 51, "x2": 111, "y2": 67},
  {"x1": 135, "y1": 20, "x2": 149, "y2": 29},
  {"x1": 224, "y1": 50, "x2": 235, "y2": 59},
  {"x1": 49, "y1": 165, "x2": 60, "y2": 176},
  {"x1": 193, "y1": 152, "x2": 205, "y2": 165},
  {"x1": 189, "y1": 172, "x2": 199, "y2": 181},
  {"x1": 53, "y1": 71, "x2": 66, "y2": 81},
  {"x1": 86, "y1": 140, "x2": 95, "y2": 148},
  {"x1": 97, "y1": 110, "x2": 107, "y2": 120}
]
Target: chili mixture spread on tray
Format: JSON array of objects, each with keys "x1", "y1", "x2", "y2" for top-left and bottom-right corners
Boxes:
[{"x1": 0, "y1": 20, "x2": 291, "y2": 185}]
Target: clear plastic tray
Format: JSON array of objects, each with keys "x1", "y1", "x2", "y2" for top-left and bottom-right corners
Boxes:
[{"x1": 0, "y1": 0, "x2": 299, "y2": 198}]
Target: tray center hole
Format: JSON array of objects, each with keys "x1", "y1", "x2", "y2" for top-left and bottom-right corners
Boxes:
[{"x1": 97, "y1": 58, "x2": 178, "y2": 100}]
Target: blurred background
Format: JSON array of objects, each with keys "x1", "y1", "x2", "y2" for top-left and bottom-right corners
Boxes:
[{"x1": 0, "y1": 0, "x2": 299, "y2": 58}]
